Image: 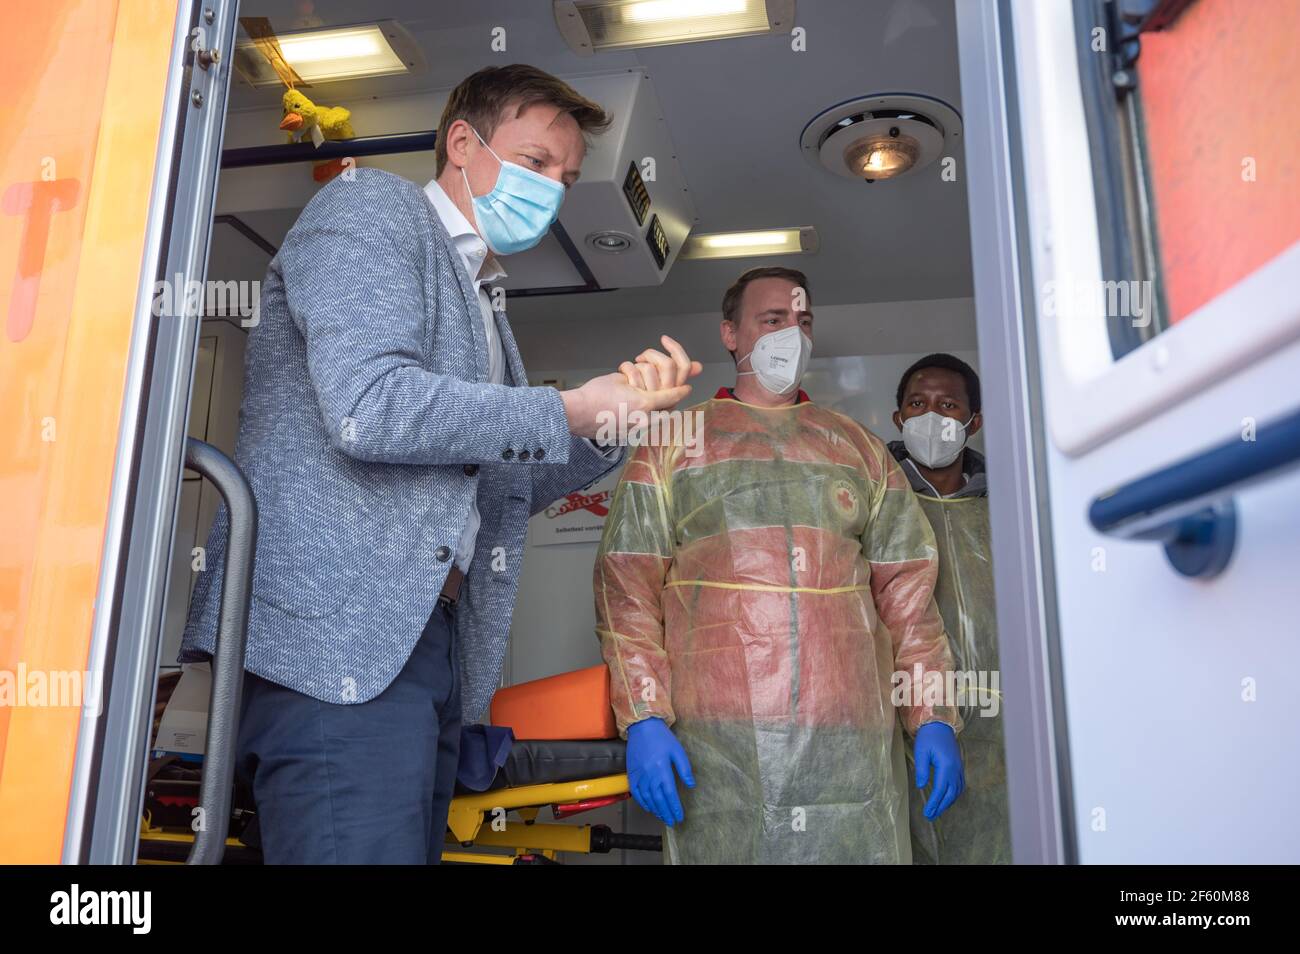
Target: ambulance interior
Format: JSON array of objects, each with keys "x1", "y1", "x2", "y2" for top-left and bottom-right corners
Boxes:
[{"x1": 148, "y1": 0, "x2": 998, "y2": 865}]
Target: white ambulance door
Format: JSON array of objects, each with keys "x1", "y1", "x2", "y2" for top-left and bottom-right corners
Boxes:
[{"x1": 959, "y1": 0, "x2": 1300, "y2": 863}]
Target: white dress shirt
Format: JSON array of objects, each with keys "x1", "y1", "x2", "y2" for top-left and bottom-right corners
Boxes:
[
  {"x1": 422, "y1": 178, "x2": 619, "y2": 575},
  {"x1": 423, "y1": 178, "x2": 507, "y2": 572}
]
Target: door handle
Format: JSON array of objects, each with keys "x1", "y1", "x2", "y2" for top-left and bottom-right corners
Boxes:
[
  {"x1": 1088, "y1": 407, "x2": 1300, "y2": 577},
  {"x1": 182, "y1": 438, "x2": 257, "y2": 864}
]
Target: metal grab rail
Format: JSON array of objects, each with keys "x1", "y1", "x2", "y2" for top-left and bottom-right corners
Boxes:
[{"x1": 183, "y1": 438, "x2": 257, "y2": 864}]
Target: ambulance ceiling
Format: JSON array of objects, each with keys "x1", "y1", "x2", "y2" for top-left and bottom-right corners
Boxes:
[{"x1": 219, "y1": 0, "x2": 971, "y2": 324}]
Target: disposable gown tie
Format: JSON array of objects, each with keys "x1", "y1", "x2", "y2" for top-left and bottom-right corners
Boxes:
[
  {"x1": 905, "y1": 494, "x2": 1012, "y2": 864},
  {"x1": 595, "y1": 394, "x2": 960, "y2": 864}
]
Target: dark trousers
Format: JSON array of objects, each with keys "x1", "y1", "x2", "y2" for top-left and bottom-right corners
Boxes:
[{"x1": 235, "y1": 601, "x2": 462, "y2": 863}]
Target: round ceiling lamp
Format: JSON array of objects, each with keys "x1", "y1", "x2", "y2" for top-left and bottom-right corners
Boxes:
[
  {"x1": 585, "y1": 230, "x2": 635, "y2": 253},
  {"x1": 799, "y1": 93, "x2": 961, "y2": 183}
]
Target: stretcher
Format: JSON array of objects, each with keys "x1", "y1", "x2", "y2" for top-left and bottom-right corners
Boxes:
[
  {"x1": 443, "y1": 665, "x2": 662, "y2": 864},
  {"x1": 138, "y1": 665, "x2": 660, "y2": 864}
]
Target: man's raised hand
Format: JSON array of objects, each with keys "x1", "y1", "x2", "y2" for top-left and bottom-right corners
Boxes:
[
  {"x1": 560, "y1": 336, "x2": 702, "y2": 439},
  {"x1": 619, "y1": 335, "x2": 703, "y2": 392}
]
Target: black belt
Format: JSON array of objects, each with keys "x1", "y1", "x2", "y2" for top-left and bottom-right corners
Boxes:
[{"x1": 438, "y1": 566, "x2": 465, "y2": 606}]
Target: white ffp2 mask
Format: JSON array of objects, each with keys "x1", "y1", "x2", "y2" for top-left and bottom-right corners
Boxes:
[
  {"x1": 902, "y1": 411, "x2": 974, "y2": 468},
  {"x1": 738, "y1": 326, "x2": 812, "y2": 396}
]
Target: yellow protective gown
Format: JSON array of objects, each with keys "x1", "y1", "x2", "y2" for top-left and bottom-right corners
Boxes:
[
  {"x1": 594, "y1": 393, "x2": 960, "y2": 864},
  {"x1": 905, "y1": 493, "x2": 1012, "y2": 864}
]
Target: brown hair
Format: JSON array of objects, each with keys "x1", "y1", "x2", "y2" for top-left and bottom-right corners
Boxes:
[
  {"x1": 721, "y1": 265, "x2": 812, "y2": 326},
  {"x1": 435, "y1": 64, "x2": 612, "y2": 176}
]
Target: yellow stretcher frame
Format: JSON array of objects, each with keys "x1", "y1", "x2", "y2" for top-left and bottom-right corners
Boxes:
[
  {"x1": 445, "y1": 774, "x2": 631, "y2": 864},
  {"x1": 136, "y1": 773, "x2": 636, "y2": 864}
]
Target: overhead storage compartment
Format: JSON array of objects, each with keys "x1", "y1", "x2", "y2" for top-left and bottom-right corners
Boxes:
[{"x1": 214, "y1": 69, "x2": 696, "y2": 295}]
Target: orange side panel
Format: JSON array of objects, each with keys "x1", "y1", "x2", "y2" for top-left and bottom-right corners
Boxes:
[
  {"x1": 490, "y1": 665, "x2": 618, "y2": 741},
  {"x1": 0, "y1": 0, "x2": 180, "y2": 862},
  {"x1": 1138, "y1": 0, "x2": 1300, "y2": 323}
]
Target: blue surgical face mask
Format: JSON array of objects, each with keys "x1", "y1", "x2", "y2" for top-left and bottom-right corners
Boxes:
[{"x1": 461, "y1": 126, "x2": 565, "y2": 255}]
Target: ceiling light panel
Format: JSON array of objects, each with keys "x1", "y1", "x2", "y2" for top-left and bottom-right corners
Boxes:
[{"x1": 555, "y1": 0, "x2": 794, "y2": 54}]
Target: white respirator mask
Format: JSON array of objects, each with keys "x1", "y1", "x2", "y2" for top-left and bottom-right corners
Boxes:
[
  {"x1": 738, "y1": 326, "x2": 813, "y2": 396},
  {"x1": 902, "y1": 411, "x2": 975, "y2": 468}
]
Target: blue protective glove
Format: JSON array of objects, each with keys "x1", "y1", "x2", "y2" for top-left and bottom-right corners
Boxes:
[
  {"x1": 626, "y1": 717, "x2": 695, "y2": 826},
  {"x1": 914, "y1": 722, "x2": 965, "y2": 820}
]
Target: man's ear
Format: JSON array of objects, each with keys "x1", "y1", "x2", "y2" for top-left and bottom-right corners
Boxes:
[
  {"x1": 445, "y1": 118, "x2": 472, "y2": 169},
  {"x1": 967, "y1": 412, "x2": 983, "y2": 438},
  {"x1": 892, "y1": 410, "x2": 903, "y2": 432},
  {"x1": 720, "y1": 319, "x2": 737, "y2": 354}
]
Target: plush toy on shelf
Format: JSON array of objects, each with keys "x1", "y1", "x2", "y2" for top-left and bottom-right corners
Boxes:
[
  {"x1": 278, "y1": 88, "x2": 356, "y2": 184},
  {"x1": 240, "y1": 15, "x2": 358, "y2": 185}
]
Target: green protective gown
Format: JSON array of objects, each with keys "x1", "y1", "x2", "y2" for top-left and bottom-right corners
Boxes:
[
  {"x1": 594, "y1": 393, "x2": 961, "y2": 864},
  {"x1": 905, "y1": 494, "x2": 1012, "y2": 864}
]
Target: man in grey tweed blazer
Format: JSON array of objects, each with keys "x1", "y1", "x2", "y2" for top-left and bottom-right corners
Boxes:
[{"x1": 180, "y1": 64, "x2": 700, "y2": 863}]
